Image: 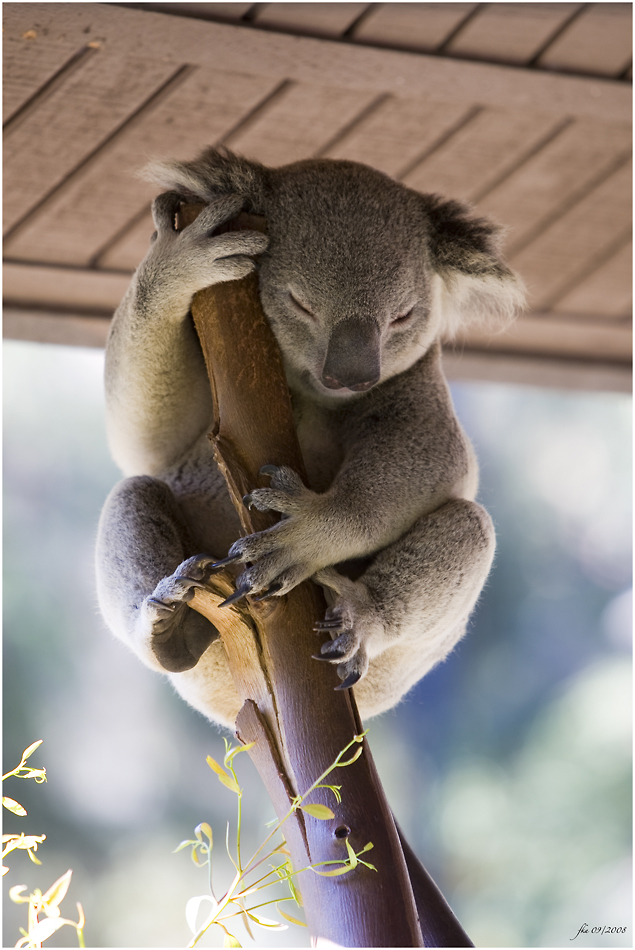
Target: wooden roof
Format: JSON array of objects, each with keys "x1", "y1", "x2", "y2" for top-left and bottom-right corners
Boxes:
[{"x1": 3, "y1": 2, "x2": 632, "y2": 391}]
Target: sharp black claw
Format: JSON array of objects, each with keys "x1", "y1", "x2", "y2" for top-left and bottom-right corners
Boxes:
[
  {"x1": 312, "y1": 651, "x2": 345, "y2": 662},
  {"x1": 179, "y1": 576, "x2": 207, "y2": 589},
  {"x1": 243, "y1": 493, "x2": 255, "y2": 510},
  {"x1": 335, "y1": 670, "x2": 362, "y2": 691},
  {"x1": 318, "y1": 646, "x2": 347, "y2": 660},
  {"x1": 314, "y1": 620, "x2": 344, "y2": 630},
  {"x1": 147, "y1": 597, "x2": 177, "y2": 612},
  {"x1": 259, "y1": 465, "x2": 278, "y2": 478},
  {"x1": 211, "y1": 554, "x2": 242, "y2": 570},
  {"x1": 252, "y1": 582, "x2": 283, "y2": 602},
  {"x1": 218, "y1": 585, "x2": 252, "y2": 608}
]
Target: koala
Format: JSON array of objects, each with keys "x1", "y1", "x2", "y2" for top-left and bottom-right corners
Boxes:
[{"x1": 96, "y1": 148, "x2": 524, "y2": 731}]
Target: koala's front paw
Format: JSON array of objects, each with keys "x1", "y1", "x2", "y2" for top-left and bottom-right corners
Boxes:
[
  {"x1": 143, "y1": 554, "x2": 221, "y2": 672},
  {"x1": 213, "y1": 465, "x2": 328, "y2": 605},
  {"x1": 142, "y1": 191, "x2": 269, "y2": 314}
]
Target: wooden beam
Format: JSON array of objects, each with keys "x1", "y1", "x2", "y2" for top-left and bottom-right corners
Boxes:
[
  {"x1": 442, "y1": 350, "x2": 632, "y2": 394},
  {"x1": 4, "y1": 4, "x2": 631, "y2": 121},
  {"x1": 4, "y1": 305, "x2": 631, "y2": 393},
  {"x1": 3, "y1": 306, "x2": 111, "y2": 348},
  {"x1": 5, "y1": 262, "x2": 631, "y2": 363}
]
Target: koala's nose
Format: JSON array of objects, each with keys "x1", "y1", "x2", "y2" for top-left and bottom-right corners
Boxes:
[{"x1": 322, "y1": 318, "x2": 381, "y2": 392}]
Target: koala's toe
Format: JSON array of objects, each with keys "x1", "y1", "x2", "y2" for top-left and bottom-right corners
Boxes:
[
  {"x1": 151, "y1": 609, "x2": 220, "y2": 673},
  {"x1": 151, "y1": 191, "x2": 185, "y2": 231},
  {"x1": 243, "y1": 487, "x2": 301, "y2": 515},
  {"x1": 335, "y1": 649, "x2": 369, "y2": 690}
]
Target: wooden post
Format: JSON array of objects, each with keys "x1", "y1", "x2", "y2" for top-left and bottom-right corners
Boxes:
[{"x1": 177, "y1": 203, "x2": 471, "y2": 947}]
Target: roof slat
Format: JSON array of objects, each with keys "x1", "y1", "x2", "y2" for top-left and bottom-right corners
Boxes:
[
  {"x1": 252, "y1": 3, "x2": 369, "y2": 37},
  {"x1": 552, "y1": 239, "x2": 632, "y2": 318},
  {"x1": 3, "y1": 34, "x2": 84, "y2": 124},
  {"x1": 476, "y1": 117, "x2": 631, "y2": 252},
  {"x1": 322, "y1": 96, "x2": 473, "y2": 178},
  {"x1": 351, "y1": 3, "x2": 478, "y2": 53},
  {"x1": 537, "y1": 2, "x2": 633, "y2": 77},
  {"x1": 97, "y1": 210, "x2": 155, "y2": 272},
  {"x1": 3, "y1": 49, "x2": 182, "y2": 235},
  {"x1": 118, "y1": 2, "x2": 254, "y2": 21},
  {"x1": 3, "y1": 262, "x2": 129, "y2": 312},
  {"x1": 510, "y1": 162, "x2": 632, "y2": 310},
  {"x1": 401, "y1": 106, "x2": 563, "y2": 202},
  {"x1": 3, "y1": 67, "x2": 283, "y2": 266},
  {"x1": 3, "y1": 4, "x2": 629, "y2": 121},
  {"x1": 445, "y1": 3, "x2": 583, "y2": 66},
  {"x1": 224, "y1": 81, "x2": 381, "y2": 166}
]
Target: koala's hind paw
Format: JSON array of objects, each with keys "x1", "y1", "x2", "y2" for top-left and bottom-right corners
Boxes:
[
  {"x1": 144, "y1": 554, "x2": 221, "y2": 673},
  {"x1": 313, "y1": 604, "x2": 370, "y2": 689}
]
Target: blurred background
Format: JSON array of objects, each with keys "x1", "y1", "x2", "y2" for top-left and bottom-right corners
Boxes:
[{"x1": 3, "y1": 338, "x2": 631, "y2": 948}]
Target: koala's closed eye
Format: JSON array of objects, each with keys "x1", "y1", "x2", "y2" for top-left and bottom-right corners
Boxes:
[
  {"x1": 289, "y1": 291, "x2": 316, "y2": 319},
  {"x1": 391, "y1": 307, "x2": 415, "y2": 326}
]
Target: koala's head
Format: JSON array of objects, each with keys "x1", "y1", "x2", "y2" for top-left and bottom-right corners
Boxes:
[{"x1": 147, "y1": 148, "x2": 524, "y2": 400}]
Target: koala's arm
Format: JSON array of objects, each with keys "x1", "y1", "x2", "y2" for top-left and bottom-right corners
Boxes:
[
  {"x1": 324, "y1": 349, "x2": 474, "y2": 551},
  {"x1": 226, "y1": 346, "x2": 475, "y2": 595},
  {"x1": 104, "y1": 192, "x2": 268, "y2": 476}
]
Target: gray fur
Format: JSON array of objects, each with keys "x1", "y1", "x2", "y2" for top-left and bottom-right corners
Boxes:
[{"x1": 96, "y1": 149, "x2": 524, "y2": 729}]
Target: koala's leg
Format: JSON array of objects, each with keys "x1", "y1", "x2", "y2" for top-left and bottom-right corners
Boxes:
[
  {"x1": 314, "y1": 498, "x2": 495, "y2": 712},
  {"x1": 96, "y1": 475, "x2": 222, "y2": 674}
]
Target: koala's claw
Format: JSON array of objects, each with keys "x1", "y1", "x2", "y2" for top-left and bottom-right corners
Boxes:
[
  {"x1": 335, "y1": 670, "x2": 363, "y2": 691},
  {"x1": 259, "y1": 465, "x2": 279, "y2": 478},
  {"x1": 147, "y1": 597, "x2": 177, "y2": 616},
  {"x1": 211, "y1": 553, "x2": 242, "y2": 570},
  {"x1": 252, "y1": 582, "x2": 283, "y2": 602},
  {"x1": 218, "y1": 584, "x2": 252, "y2": 608},
  {"x1": 313, "y1": 647, "x2": 347, "y2": 661}
]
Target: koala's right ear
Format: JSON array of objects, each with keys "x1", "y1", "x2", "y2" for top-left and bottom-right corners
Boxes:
[
  {"x1": 421, "y1": 193, "x2": 525, "y2": 338},
  {"x1": 142, "y1": 147, "x2": 269, "y2": 214}
]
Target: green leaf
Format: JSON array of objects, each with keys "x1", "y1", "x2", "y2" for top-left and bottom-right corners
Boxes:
[
  {"x1": 206, "y1": 756, "x2": 240, "y2": 794},
  {"x1": 345, "y1": 839, "x2": 358, "y2": 868},
  {"x1": 224, "y1": 742, "x2": 254, "y2": 766},
  {"x1": 245, "y1": 911, "x2": 287, "y2": 929},
  {"x1": 300, "y1": 804, "x2": 335, "y2": 820},
  {"x1": 9, "y1": 885, "x2": 28, "y2": 903},
  {"x1": 42, "y1": 869, "x2": 72, "y2": 909},
  {"x1": 316, "y1": 783, "x2": 342, "y2": 803},
  {"x1": 173, "y1": 839, "x2": 196, "y2": 853},
  {"x1": 312, "y1": 864, "x2": 353, "y2": 877},
  {"x1": 337, "y1": 745, "x2": 364, "y2": 767},
  {"x1": 277, "y1": 906, "x2": 307, "y2": 927},
  {"x1": 3, "y1": 796, "x2": 27, "y2": 816},
  {"x1": 360, "y1": 841, "x2": 374, "y2": 853},
  {"x1": 21, "y1": 740, "x2": 43, "y2": 762},
  {"x1": 195, "y1": 822, "x2": 213, "y2": 848},
  {"x1": 223, "y1": 935, "x2": 242, "y2": 948}
]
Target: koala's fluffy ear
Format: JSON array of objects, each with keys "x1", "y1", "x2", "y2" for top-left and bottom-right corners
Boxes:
[
  {"x1": 421, "y1": 194, "x2": 525, "y2": 337},
  {"x1": 142, "y1": 147, "x2": 269, "y2": 213}
]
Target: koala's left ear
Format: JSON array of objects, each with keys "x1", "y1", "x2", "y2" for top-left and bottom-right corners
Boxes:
[{"x1": 421, "y1": 194, "x2": 525, "y2": 337}]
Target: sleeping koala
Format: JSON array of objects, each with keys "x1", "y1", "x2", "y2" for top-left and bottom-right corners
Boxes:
[{"x1": 96, "y1": 148, "x2": 524, "y2": 730}]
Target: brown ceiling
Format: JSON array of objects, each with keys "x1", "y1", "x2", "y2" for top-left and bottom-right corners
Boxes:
[{"x1": 3, "y1": 2, "x2": 632, "y2": 391}]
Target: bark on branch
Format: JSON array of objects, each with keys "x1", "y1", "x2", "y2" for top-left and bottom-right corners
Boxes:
[{"x1": 177, "y1": 203, "x2": 471, "y2": 947}]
